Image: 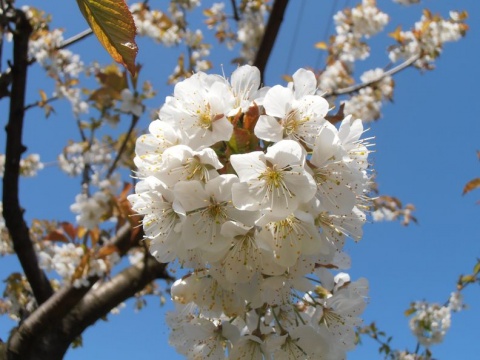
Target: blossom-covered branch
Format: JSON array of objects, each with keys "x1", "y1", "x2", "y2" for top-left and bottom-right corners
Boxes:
[{"x1": 325, "y1": 54, "x2": 420, "y2": 97}]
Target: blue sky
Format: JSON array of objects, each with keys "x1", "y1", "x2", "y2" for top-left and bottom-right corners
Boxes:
[{"x1": 1, "y1": 0, "x2": 480, "y2": 359}]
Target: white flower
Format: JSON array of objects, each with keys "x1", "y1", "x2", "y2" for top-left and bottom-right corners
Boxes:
[
  {"x1": 51, "y1": 243, "x2": 84, "y2": 282},
  {"x1": 409, "y1": 301, "x2": 451, "y2": 347},
  {"x1": 448, "y1": 292, "x2": 463, "y2": 312},
  {"x1": 133, "y1": 120, "x2": 183, "y2": 176},
  {"x1": 158, "y1": 145, "x2": 223, "y2": 186},
  {"x1": 160, "y1": 71, "x2": 235, "y2": 149},
  {"x1": 128, "y1": 176, "x2": 183, "y2": 263},
  {"x1": 70, "y1": 191, "x2": 111, "y2": 230},
  {"x1": 256, "y1": 210, "x2": 333, "y2": 268},
  {"x1": 174, "y1": 175, "x2": 255, "y2": 261},
  {"x1": 255, "y1": 72, "x2": 329, "y2": 146},
  {"x1": 119, "y1": 88, "x2": 143, "y2": 117},
  {"x1": 218, "y1": 221, "x2": 262, "y2": 283},
  {"x1": 312, "y1": 277, "x2": 369, "y2": 351},
  {"x1": 59, "y1": 141, "x2": 111, "y2": 177},
  {"x1": 309, "y1": 122, "x2": 358, "y2": 214},
  {"x1": 231, "y1": 140, "x2": 316, "y2": 218},
  {"x1": 228, "y1": 64, "x2": 267, "y2": 116},
  {"x1": 19, "y1": 154, "x2": 44, "y2": 177},
  {"x1": 229, "y1": 335, "x2": 264, "y2": 360},
  {"x1": 271, "y1": 325, "x2": 333, "y2": 360}
]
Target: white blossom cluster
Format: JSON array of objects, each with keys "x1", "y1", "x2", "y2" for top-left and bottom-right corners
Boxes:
[
  {"x1": 38, "y1": 242, "x2": 120, "y2": 288},
  {"x1": 19, "y1": 153, "x2": 44, "y2": 177},
  {"x1": 0, "y1": 274, "x2": 38, "y2": 321},
  {"x1": 184, "y1": 29, "x2": 211, "y2": 72},
  {"x1": 120, "y1": 89, "x2": 144, "y2": 117},
  {"x1": 371, "y1": 206, "x2": 396, "y2": 222},
  {"x1": 69, "y1": 191, "x2": 112, "y2": 231},
  {"x1": 69, "y1": 171, "x2": 121, "y2": 232},
  {"x1": 28, "y1": 28, "x2": 82, "y2": 78},
  {"x1": 409, "y1": 302, "x2": 451, "y2": 347},
  {"x1": 335, "y1": 0, "x2": 389, "y2": 39},
  {"x1": 332, "y1": 0, "x2": 388, "y2": 63},
  {"x1": 204, "y1": 2, "x2": 235, "y2": 49},
  {"x1": 130, "y1": 3, "x2": 182, "y2": 46},
  {"x1": 236, "y1": 1, "x2": 269, "y2": 64},
  {"x1": 317, "y1": 61, "x2": 352, "y2": 94},
  {"x1": 408, "y1": 293, "x2": 463, "y2": 348},
  {"x1": 388, "y1": 11, "x2": 468, "y2": 69},
  {"x1": 343, "y1": 68, "x2": 394, "y2": 122},
  {"x1": 25, "y1": 7, "x2": 88, "y2": 115},
  {"x1": 0, "y1": 202, "x2": 13, "y2": 256},
  {"x1": 58, "y1": 141, "x2": 112, "y2": 177},
  {"x1": 317, "y1": 0, "x2": 389, "y2": 102},
  {"x1": 58, "y1": 140, "x2": 120, "y2": 231},
  {"x1": 129, "y1": 65, "x2": 373, "y2": 359},
  {"x1": 204, "y1": 1, "x2": 269, "y2": 64},
  {"x1": 0, "y1": 153, "x2": 43, "y2": 178}
]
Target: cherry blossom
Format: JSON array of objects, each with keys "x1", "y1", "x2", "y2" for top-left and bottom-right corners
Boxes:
[{"x1": 129, "y1": 65, "x2": 374, "y2": 359}]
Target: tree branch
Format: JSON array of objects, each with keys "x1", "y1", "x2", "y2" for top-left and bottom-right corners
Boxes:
[
  {"x1": 9, "y1": 223, "x2": 134, "y2": 337},
  {"x1": 253, "y1": 0, "x2": 289, "y2": 82},
  {"x1": 2, "y1": 9, "x2": 53, "y2": 305},
  {"x1": 6, "y1": 222, "x2": 151, "y2": 359},
  {"x1": 64, "y1": 255, "x2": 170, "y2": 341},
  {"x1": 325, "y1": 54, "x2": 421, "y2": 97}
]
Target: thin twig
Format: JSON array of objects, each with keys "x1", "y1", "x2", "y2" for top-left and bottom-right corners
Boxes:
[
  {"x1": 24, "y1": 95, "x2": 58, "y2": 111},
  {"x1": 107, "y1": 114, "x2": 139, "y2": 177},
  {"x1": 230, "y1": 0, "x2": 240, "y2": 21},
  {"x1": 59, "y1": 28, "x2": 93, "y2": 50},
  {"x1": 325, "y1": 54, "x2": 420, "y2": 97}
]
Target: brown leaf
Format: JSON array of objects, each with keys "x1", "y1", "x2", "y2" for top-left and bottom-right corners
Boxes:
[
  {"x1": 97, "y1": 244, "x2": 119, "y2": 259},
  {"x1": 325, "y1": 103, "x2": 345, "y2": 124},
  {"x1": 90, "y1": 227, "x2": 100, "y2": 247},
  {"x1": 44, "y1": 229, "x2": 69, "y2": 243},
  {"x1": 462, "y1": 178, "x2": 480, "y2": 195},
  {"x1": 72, "y1": 252, "x2": 90, "y2": 281},
  {"x1": 96, "y1": 64, "x2": 128, "y2": 92},
  {"x1": 61, "y1": 222, "x2": 77, "y2": 241}
]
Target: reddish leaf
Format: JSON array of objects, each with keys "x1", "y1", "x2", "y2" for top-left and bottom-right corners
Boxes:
[
  {"x1": 61, "y1": 222, "x2": 77, "y2": 241},
  {"x1": 44, "y1": 229, "x2": 69, "y2": 243}
]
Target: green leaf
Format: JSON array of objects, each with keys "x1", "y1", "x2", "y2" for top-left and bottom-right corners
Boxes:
[
  {"x1": 76, "y1": 0, "x2": 138, "y2": 75},
  {"x1": 473, "y1": 260, "x2": 480, "y2": 275}
]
